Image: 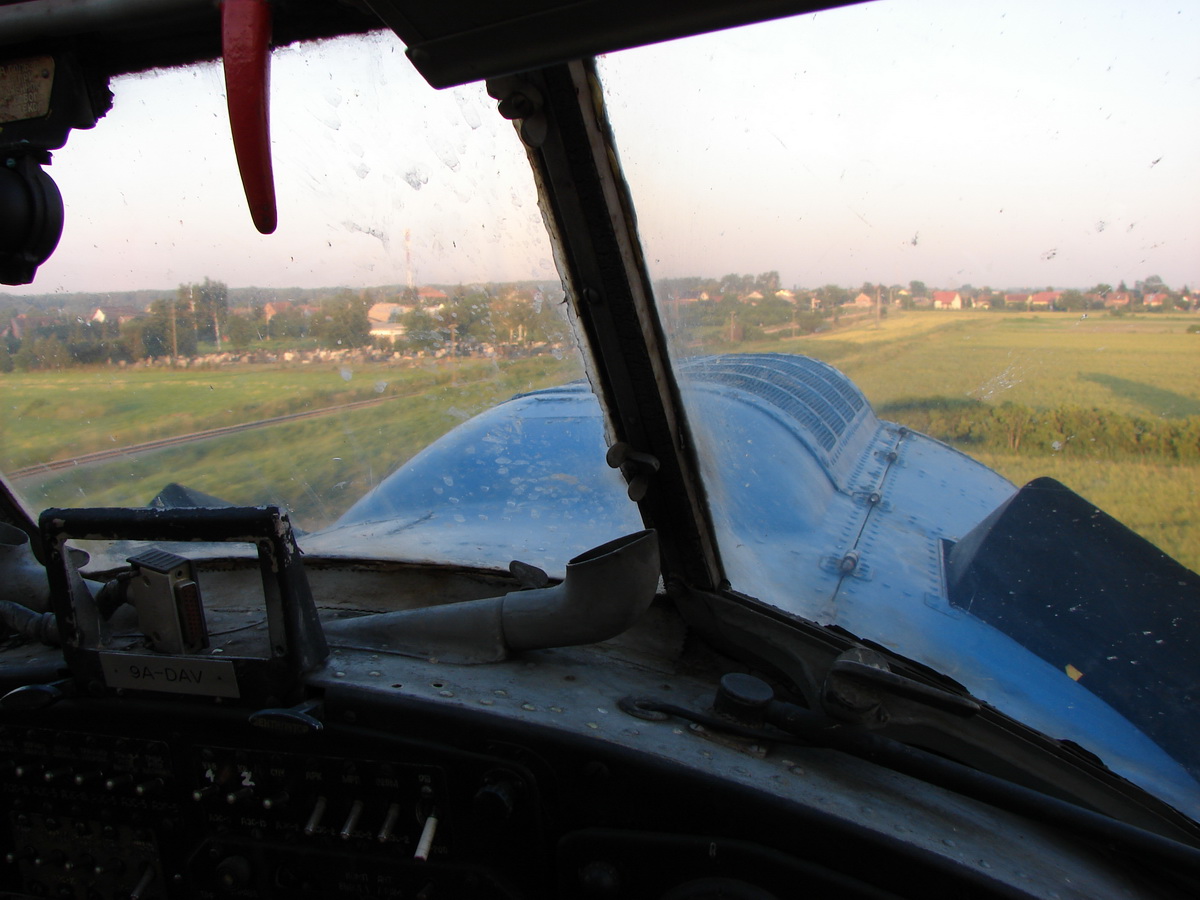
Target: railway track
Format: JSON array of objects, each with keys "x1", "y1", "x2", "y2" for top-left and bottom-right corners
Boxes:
[{"x1": 6, "y1": 393, "x2": 402, "y2": 481}]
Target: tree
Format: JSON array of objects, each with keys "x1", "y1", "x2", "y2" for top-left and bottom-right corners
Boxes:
[
  {"x1": 314, "y1": 290, "x2": 371, "y2": 349},
  {"x1": 441, "y1": 289, "x2": 493, "y2": 347},
  {"x1": 224, "y1": 313, "x2": 258, "y2": 350},
  {"x1": 136, "y1": 299, "x2": 197, "y2": 358},
  {"x1": 14, "y1": 336, "x2": 72, "y2": 370},
  {"x1": 182, "y1": 278, "x2": 229, "y2": 347},
  {"x1": 755, "y1": 271, "x2": 782, "y2": 294},
  {"x1": 909, "y1": 280, "x2": 927, "y2": 297},
  {"x1": 268, "y1": 308, "x2": 307, "y2": 340},
  {"x1": 399, "y1": 308, "x2": 443, "y2": 352},
  {"x1": 1058, "y1": 290, "x2": 1088, "y2": 311},
  {"x1": 816, "y1": 283, "x2": 850, "y2": 307}
]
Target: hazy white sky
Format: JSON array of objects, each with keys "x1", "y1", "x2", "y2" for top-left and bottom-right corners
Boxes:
[
  {"x1": 600, "y1": 0, "x2": 1199, "y2": 291},
  {"x1": 9, "y1": 0, "x2": 1198, "y2": 296}
]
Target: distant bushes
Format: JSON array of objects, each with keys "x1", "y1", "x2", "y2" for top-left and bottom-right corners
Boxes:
[{"x1": 880, "y1": 397, "x2": 1200, "y2": 462}]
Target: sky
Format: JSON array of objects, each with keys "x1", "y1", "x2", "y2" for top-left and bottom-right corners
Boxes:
[{"x1": 7, "y1": 0, "x2": 1198, "y2": 296}]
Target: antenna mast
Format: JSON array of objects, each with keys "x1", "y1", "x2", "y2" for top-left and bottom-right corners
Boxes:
[{"x1": 405, "y1": 228, "x2": 414, "y2": 293}]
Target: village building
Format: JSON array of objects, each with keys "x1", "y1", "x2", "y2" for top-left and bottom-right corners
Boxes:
[
  {"x1": 261, "y1": 301, "x2": 295, "y2": 322},
  {"x1": 1028, "y1": 291, "x2": 1062, "y2": 309},
  {"x1": 90, "y1": 306, "x2": 141, "y2": 325},
  {"x1": 417, "y1": 287, "x2": 449, "y2": 304},
  {"x1": 368, "y1": 302, "x2": 411, "y2": 323},
  {"x1": 369, "y1": 323, "x2": 408, "y2": 343}
]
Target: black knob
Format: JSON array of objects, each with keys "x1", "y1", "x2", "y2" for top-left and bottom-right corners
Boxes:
[
  {"x1": 105, "y1": 773, "x2": 134, "y2": 792},
  {"x1": 226, "y1": 787, "x2": 255, "y2": 806},
  {"x1": 713, "y1": 673, "x2": 774, "y2": 728},
  {"x1": 215, "y1": 855, "x2": 253, "y2": 891},
  {"x1": 136, "y1": 778, "x2": 166, "y2": 797},
  {"x1": 473, "y1": 773, "x2": 520, "y2": 821}
]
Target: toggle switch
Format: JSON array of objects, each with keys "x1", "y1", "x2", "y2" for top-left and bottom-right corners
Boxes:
[
  {"x1": 303, "y1": 796, "x2": 327, "y2": 836},
  {"x1": 339, "y1": 800, "x2": 363, "y2": 840},
  {"x1": 377, "y1": 803, "x2": 400, "y2": 843},
  {"x1": 414, "y1": 811, "x2": 438, "y2": 861}
]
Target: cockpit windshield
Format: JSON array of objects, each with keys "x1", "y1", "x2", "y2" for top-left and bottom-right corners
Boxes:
[
  {"x1": 1, "y1": 0, "x2": 1197, "y2": 829},
  {"x1": 0, "y1": 31, "x2": 611, "y2": 570},
  {"x1": 596, "y1": 0, "x2": 1199, "y2": 817}
]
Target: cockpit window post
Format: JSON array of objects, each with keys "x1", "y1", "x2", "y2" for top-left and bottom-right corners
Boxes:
[{"x1": 493, "y1": 59, "x2": 725, "y2": 594}]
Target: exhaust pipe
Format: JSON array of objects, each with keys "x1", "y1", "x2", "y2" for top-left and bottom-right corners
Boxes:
[{"x1": 325, "y1": 530, "x2": 659, "y2": 664}]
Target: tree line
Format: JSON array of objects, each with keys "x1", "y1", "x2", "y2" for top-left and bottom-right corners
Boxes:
[
  {"x1": 0, "y1": 279, "x2": 571, "y2": 371},
  {"x1": 879, "y1": 398, "x2": 1200, "y2": 462}
]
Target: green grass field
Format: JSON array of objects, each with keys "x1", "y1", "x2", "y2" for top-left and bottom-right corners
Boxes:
[
  {"x1": 735, "y1": 311, "x2": 1200, "y2": 569},
  {"x1": 4, "y1": 310, "x2": 1198, "y2": 569},
  {"x1": 728, "y1": 311, "x2": 1200, "y2": 414},
  {"x1": 4, "y1": 354, "x2": 582, "y2": 530}
]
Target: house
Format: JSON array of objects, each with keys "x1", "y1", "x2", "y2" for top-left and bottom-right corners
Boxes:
[
  {"x1": 418, "y1": 287, "x2": 448, "y2": 303},
  {"x1": 1004, "y1": 293, "x2": 1029, "y2": 308},
  {"x1": 1103, "y1": 292, "x2": 1132, "y2": 308},
  {"x1": 262, "y1": 301, "x2": 295, "y2": 322},
  {"x1": 368, "y1": 302, "x2": 410, "y2": 323},
  {"x1": 369, "y1": 323, "x2": 408, "y2": 343},
  {"x1": 4, "y1": 314, "x2": 57, "y2": 340},
  {"x1": 774, "y1": 289, "x2": 795, "y2": 301},
  {"x1": 1028, "y1": 291, "x2": 1062, "y2": 309},
  {"x1": 1143, "y1": 292, "x2": 1169, "y2": 308},
  {"x1": 851, "y1": 293, "x2": 874, "y2": 308},
  {"x1": 90, "y1": 306, "x2": 140, "y2": 325},
  {"x1": 932, "y1": 291, "x2": 962, "y2": 310}
]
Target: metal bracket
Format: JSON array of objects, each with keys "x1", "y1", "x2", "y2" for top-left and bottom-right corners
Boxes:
[
  {"x1": 823, "y1": 647, "x2": 980, "y2": 726},
  {"x1": 606, "y1": 442, "x2": 660, "y2": 501},
  {"x1": 485, "y1": 76, "x2": 547, "y2": 147}
]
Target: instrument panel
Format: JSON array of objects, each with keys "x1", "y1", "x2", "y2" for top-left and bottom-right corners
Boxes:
[{"x1": 1, "y1": 701, "x2": 544, "y2": 899}]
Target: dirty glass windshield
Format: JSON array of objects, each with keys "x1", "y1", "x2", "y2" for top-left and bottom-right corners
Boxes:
[
  {"x1": 0, "y1": 31, "x2": 635, "y2": 572},
  {"x1": 597, "y1": 0, "x2": 1199, "y2": 817}
]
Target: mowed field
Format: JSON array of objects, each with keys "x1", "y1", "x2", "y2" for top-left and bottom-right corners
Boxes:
[
  {"x1": 747, "y1": 311, "x2": 1200, "y2": 570},
  {"x1": 2, "y1": 354, "x2": 582, "y2": 530},
  {"x1": 3, "y1": 310, "x2": 1198, "y2": 569}
]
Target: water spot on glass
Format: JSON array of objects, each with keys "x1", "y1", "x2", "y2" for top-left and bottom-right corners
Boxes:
[
  {"x1": 454, "y1": 91, "x2": 482, "y2": 129},
  {"x1": 374, "y1": 381, "x2": 387, "y2": 393},
  {"x1": 426, "y1": 134, "x2": 460, "y2": 171},
  {"x1": 339, "y1": 367, "x2": 352, "y2": 381},
  {"x1": 403, "y1": 165, "x2": 429, "y2": 190}
]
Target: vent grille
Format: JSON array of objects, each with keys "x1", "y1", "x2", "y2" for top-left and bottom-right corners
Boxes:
[{"x1": 680, "y1": 354, "x2": 867, "y2": 453}]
